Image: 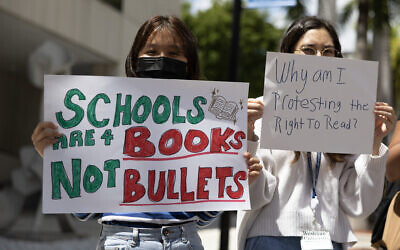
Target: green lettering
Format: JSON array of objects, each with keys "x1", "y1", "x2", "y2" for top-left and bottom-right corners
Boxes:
[
  {"x1": 152, "y1": 95, "x2": 170, "y2": 124},
  {"x1": 83, "y1": 165, "x2": 103, "y2": 193},
  {"x1": 88, "y1": 93, "x2": 110, "y2": 128},
  {"x1": 85, "y1": 129, "x2": 95, "y2": 146},
  {"x1": 101, "y1": 129, "x2": 114, "y2": 146},
  {"x1": 113, "y1": 94, "x2": 132, "y2": 127},
  {"x1": 51, "y1": 160, "x2": 81, "y2": 199},
  {"x1": 132, "y1": 95, "x2": 151, "y2": 123},
  {"x1": 104, "y1": 159, "x2": 120, "y2": 188},
  {"x1": 53, "y1": 134, "x2": 68, "y2": 150},
  {"x1": 70, "y1": 130, "x2": 83, "y2": 147},
  {"x1": 187, "y1": 96, "x2": 206, "y2": 124},
  {"x1": 56, "y1": 88, "x2": 85, "y2": 129},
  {"x1": 172, "y1": 96, "x2": 185, "y2": 124}
]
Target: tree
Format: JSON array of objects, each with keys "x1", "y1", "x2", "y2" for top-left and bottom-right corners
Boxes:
[
  {"x1": 340, "y1": 0, "x2": 400, "y2": 105},
  {"x1": 355, "y1": 0, "x2": 369, "y2": 59},
  {"x1": 182, "y1": 1, "x2": 283, "y2": 97},
  {"x1": 318, "y1": 0, "x2": 336, "y2": 23},
  {"x1": 286, "y1": 0, "x2": 307, "y2": 21},
  {"x1": 391, "y1": 25, "x2": 400, "y2": 112},
  {"x1": 340, "y1": 0, "x2": 371, "y2": 60},
  {"x1": 372, "y1": 0, "x2": 392, "y2": 104}
]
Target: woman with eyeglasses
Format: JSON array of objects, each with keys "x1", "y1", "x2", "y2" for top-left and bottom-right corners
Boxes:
[{"x1": 236, "y1": 16, "x2": 396, "y2": 250}]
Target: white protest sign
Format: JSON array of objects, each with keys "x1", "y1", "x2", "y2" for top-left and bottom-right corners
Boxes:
[
  {"x1": 43, "y1": 75, "x2": 249, "y2": 213},
  {"x1": 260, "y1": 52, "x2": 378, "y2": 154}
]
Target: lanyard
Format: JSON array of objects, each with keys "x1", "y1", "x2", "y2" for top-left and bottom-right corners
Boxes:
[{"x1": 307, "y1": 152, "x2": 321, "y2": 199}]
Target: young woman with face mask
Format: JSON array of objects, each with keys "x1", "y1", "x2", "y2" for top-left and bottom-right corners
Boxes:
[
  {"x1": 32, "y1": 15, "x2": 262, "y2": 250},
  {"x1": 236, "y1": 16, "x2": 396, "y2": 250}
]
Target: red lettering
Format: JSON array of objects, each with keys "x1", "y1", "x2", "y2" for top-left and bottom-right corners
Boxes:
[
  {"x1": 148, "y1": 170, "x2": 166, "y2": 202},
  {"x1": 167, "y1": 170, "x2": 179, "y2": 199},
  {"x1": 211, "y1": 128, "x2": 234, "y2": 152},
  {"x1": 197, "y1": 167, "x2": 212, "y2": 199},
  {"x1": 229, "y1": 131, "x2": 245, "y2": 150},
  {"x1": 226, "y1": 171, "x2": 246, "y2": 199},
  {"x1": 216, "y1": 167, "x2": 233, "y2": 198},
  {"x1": 184, "y1": 129, "x2": 209, "y2": 153},
  {"x1": 123, "y1": 169, "x2": 145, "y2": 203},
  {"x1": 159, "y1": 129, "x2": 182, "y2": 155},
  {"x1": 124, "y1": 127, "x2": 155, "y2": 157},
  {"x1": 180, "y1": 167, "x2": 194, "y2": 201}
]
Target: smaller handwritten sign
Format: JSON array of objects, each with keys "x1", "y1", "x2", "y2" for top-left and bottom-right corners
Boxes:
[{"x1": 260, "y1": 52, "x2": 378, "y2": 154}]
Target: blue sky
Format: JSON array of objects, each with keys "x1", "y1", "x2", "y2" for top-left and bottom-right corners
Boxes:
[{"x1": 185, "y1": 0, "x2": 356, "y2": 52}]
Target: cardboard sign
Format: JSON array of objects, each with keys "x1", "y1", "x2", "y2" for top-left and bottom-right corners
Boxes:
[
  {"x1": 260, "y1": 52, "x2": 378, "y2": 154},
  {"x1": 43, "y1": 75, "x2": 249, "y2": 213}
]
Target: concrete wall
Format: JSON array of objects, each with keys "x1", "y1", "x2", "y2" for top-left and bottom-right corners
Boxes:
[
  {"x1": 0, "y1": 0, "x2": 181, "y2": 76},
  {"x1": 0, "y1": 69, "x2": 42, "y2": 156},
  {"x1": 123, "y1": 0, "x2": 181, "y2": 25},
  {"x1": 0, "y1": 0, "x2": 182, "y2": 226},
  {"x1": 0, "y1": 0, "x2": 180, "y2": 160}
]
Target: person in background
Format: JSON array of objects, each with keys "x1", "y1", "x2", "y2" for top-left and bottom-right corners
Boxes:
[
  {"x1": 386, "y1": 115, "x2": 400, "y2": 182},
  {"x1": 237, "y1": 16, "x2": 396, "y2": 250},
  {"x1": 32, "y1": 15, "x2": 262, "y2": 250},
  {"x1": 370, "y1": 115, "x2": 400, "y2": 248}
]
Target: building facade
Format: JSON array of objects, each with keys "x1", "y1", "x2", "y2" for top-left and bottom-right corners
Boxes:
[{"x1": 0, "y1": 0, "x2": 180, "y2": 230}]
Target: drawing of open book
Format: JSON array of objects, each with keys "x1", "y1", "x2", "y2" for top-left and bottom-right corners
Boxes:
[{"x1": 208, "y1": 95, "x2": 239, "y2": 121}]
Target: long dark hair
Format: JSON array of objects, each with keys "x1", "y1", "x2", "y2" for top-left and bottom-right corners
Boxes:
[
  {"x1": 280, "y1": 16, "x2": 343, "y2": 58},
  {"x1": 282, "y1": 16, "x2": 347, "y2": 164},
  {"x1": 125, "y1": 15, "x2": 200, "y2": 80}
]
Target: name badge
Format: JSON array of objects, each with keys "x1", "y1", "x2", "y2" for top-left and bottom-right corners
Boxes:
[{"x1": 301, "y1": 230, "x2": 333, "y2": 250}]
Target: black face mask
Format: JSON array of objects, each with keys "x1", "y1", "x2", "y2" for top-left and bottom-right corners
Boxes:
[{"x1": 135, "y1": 57, "x2": 188, "y2": 79}]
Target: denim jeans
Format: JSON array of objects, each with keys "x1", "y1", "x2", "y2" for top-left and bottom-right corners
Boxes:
[
  {"x1": 245, "y1": 236, "x2": 344, "y2": 250},
  {"x1": 97, "y1": 221, "x2": 204, "y2": 250}
]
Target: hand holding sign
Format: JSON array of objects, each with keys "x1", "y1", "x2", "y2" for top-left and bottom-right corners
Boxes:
[
  {"x1": 243, "y1": 152, "x2": 263, "y2": 185},
  {"x1": 32, "y1": 121, "x2": 62, "y2": 157},
  {"x1": 373, "y1": 102, "x2": 396, "y2": 155},
  {"x1": 247, "y1": 98, "x2": 264, "y2": 141}
]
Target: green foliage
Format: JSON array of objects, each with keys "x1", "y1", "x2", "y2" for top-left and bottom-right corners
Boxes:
[
  {"x1": 339, "y1": 0, "x2": 356, "y2": 25},
  {"x1": 286, "y1": 0, "x2": 307, "y2": 21},
  {"x1": 182, "y1": 1, "x2": 283, "y2": 97},
  {"x1": 373, "y1": 0, "x2": 390, "y2": 29},
  {"x1": 339, "y1": 0, "x2": 400, "y2": 107},
  {"x1": 391, "y1": 26, "x2": 400, "y2": 113}
]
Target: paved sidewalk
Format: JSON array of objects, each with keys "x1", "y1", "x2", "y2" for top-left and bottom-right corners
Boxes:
[
  {"x1": 0, "y1": 211, "x2": 375, "y2": 250},
  {"x1": 199, "y1": 226, "x2": 374, "y2": 250},
  {"x1": 349, "y1": 231, "x2": 374, "y2": 250},
  {"x1": 199, "y1": 215, "x2": 375, "y2": 250}
]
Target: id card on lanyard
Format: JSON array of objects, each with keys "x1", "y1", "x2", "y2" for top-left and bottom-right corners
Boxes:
[{"x1": 301, "y1": 152, "x2": 333, "y2": 250}]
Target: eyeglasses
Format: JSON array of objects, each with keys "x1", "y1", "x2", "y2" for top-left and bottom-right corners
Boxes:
[{"x1": 295, "y1": 46, "x2": 338, "y2": 57}]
